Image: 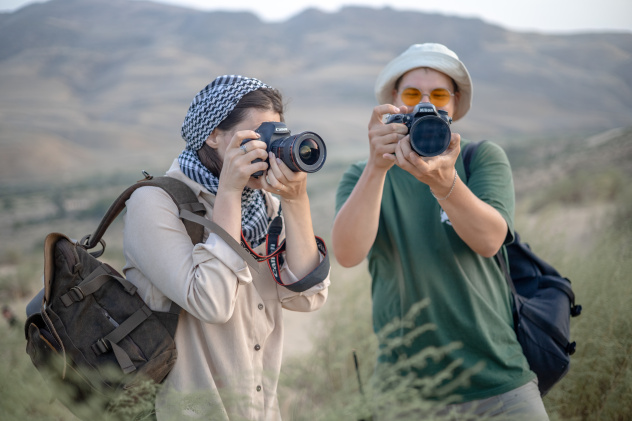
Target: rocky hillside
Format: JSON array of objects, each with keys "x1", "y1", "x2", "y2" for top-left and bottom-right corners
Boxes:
[{"x1": 1, "y1": 0, "x2": 631, "y2": 184}]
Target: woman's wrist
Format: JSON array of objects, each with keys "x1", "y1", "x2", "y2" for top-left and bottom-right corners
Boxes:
[
  {"x1": 213, "y1": 185, "x2": 244, "y2": 239},
  {"x1": 279, "y1": 190, "x2": 310, "y2": 211},
  {"x1": 215, "y1": 183, "x2": 243, "y2": 204}
]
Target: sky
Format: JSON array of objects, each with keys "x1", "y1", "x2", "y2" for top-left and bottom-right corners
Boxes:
[{"x1": 1, "y1": 0, "x2": 631, "y2": 34}]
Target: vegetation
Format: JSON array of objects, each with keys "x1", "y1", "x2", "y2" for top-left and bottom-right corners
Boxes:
[
  {"x1": 277, "y1": 191, "x2": 632, "y2": 420},
  {"x1": 0, "y1": 128, "x2": 630, "y2": 419},
  {"x1": 277, "y1": 127, "x2": 632, "y2": 420}
]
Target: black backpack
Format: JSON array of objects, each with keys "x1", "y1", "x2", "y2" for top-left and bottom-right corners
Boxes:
[
  {"x1": 24, "y1": 175, "x2": 206, "y2": 419},
  {"x1": 462, "y1": 141, "x2": 582, "y2": 396}
]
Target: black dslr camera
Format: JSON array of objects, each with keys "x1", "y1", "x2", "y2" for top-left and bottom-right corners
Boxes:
[
  {"x1": 386, "y1": 102, "x2": 452, "y2": 157},
  {"x1": 241, "y1": 122, "x2": 327, "y2": 177}
]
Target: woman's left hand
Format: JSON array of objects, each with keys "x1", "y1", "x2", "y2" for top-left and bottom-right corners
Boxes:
[
  {"x1": 262, "y1": 152, "x2": 319, "y2": 280},
  {"x1": 260, "y1": 152, "x2": 308, "y2": 201}
]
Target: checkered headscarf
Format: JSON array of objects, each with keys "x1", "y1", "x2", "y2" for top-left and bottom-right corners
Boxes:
[
  {"x1": 181, "y1": 75, "x2": 271, "y2": 151},
  {"x1": 178, "y1": 75, "x2": 272, "y2": 247}
]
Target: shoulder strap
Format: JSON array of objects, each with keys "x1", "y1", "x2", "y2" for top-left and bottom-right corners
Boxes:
[
  {"x1": 83, "y1": 175, "x2": 206, "y2": 252},
  {"x1": 179, "y1": 210, "x2": 330, "y2": 291},
  {"x1": 179, "y1": 209, "x2": 262, "y2": 273},
  {"x1": 42, "y1": 175, "x2": 205, "y2": 324},
  {"x1": 462, "y1": 141, "x2": 519, "y2": 302},
  {"x1": 461, "y1": 140, "x2": 487, "y2": 182}
]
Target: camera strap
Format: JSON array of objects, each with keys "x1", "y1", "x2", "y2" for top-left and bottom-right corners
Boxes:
[
  {"x1": 265, "y1": 216, "x2": 285, "y2": 286},
  {"x1": 240, "y1": 215, "x2": 330, "y2": 292}
]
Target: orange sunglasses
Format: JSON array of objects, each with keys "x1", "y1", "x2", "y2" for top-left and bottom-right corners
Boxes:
[{"x1": 400, "y1": 87, "x2": 454, "y2": 107}]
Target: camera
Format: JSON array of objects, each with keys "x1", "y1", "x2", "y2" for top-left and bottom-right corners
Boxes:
[
  {"x1": 386, "y1": 102, "x2": 452, "y2": 157},
  {"x1": 241, "y1": 122, "x2": 327, "y2": 177}
]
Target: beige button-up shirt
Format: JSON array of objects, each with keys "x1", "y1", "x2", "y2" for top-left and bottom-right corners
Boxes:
[{"x1": 122, "y1": 160, "x2": 329, "y2": 420}]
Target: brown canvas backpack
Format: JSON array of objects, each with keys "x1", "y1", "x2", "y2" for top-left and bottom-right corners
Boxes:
[{"x1": 24, "y1": 175, "x2": 206, "y2": 419}]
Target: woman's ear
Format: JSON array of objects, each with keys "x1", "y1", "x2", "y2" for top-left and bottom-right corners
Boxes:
[{"x1": 205, "y1": 131, "x2": 219, "y2": 149}]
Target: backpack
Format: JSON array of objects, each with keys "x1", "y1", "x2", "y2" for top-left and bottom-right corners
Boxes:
[
  {"x1": 24, "y1": 175, "x2": 206, "y2": 419},
  {"x1": 462, "y1": 141, "x2": 582, "y2": 396}
]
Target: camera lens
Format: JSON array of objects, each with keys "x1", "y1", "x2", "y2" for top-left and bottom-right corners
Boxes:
[
  {"x1": 292, "y1": 133, "x2": 326, "y2": 172},
  {"x1": 409, "y1": 116, "x2": 451, "y2": 157},
  {"x1": 298, "y1": 138, "x2": 320, "y2": 166},
  {"x1": 270, "y1": 132, "x2": 326, "y2": 173}
]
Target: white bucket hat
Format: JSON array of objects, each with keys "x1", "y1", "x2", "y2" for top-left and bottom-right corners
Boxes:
[{"x1": 374, "y1": 43, "x2": 473, "y2": 121}]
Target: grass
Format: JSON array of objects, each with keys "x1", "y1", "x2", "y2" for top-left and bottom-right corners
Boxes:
[
  {"x1": 275, "y1": 185, "x2": 632, "y2": 420},
  {"x1": 276, "y1": 128, "x2": 632, "y2": 419},
  {"x1": 1, "y1": 128, "x2": 630, "y2": 419},
  {"x1": 543, "y1": 205, "x2": 632, "y2": 420}
]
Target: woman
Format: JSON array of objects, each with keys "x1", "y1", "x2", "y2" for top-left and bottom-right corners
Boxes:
[
  {"x1": 123, "y1": 75, "x2": 330, "y2": 420},
  {"x1": 333, "y1": 44, "x2": 548, "y2": 419}
]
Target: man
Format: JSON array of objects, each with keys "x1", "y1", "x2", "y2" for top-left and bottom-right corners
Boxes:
[{"x1": 332, "y1": 43, "x2": 548, "y2": 419}]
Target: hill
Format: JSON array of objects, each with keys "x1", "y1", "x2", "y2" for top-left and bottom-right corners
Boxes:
[{"x1": 0, "y1": 0, "x2": 631, "y2": 185}]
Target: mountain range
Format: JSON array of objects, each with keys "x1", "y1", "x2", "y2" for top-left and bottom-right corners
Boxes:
[{"x1": 1, "y1": 0, "x2": 631, "y2": 185}]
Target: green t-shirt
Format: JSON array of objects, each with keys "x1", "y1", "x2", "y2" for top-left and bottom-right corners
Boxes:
[{"x1": 335, "y1": 140, "x2": 535, "y2": 402}]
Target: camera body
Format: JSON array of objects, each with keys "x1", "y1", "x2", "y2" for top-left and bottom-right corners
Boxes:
[
  {"x1": 241, "y1": 122, "x2": 326, "y2": 177},
  {"x1": 386, "y1": 102, "x2": 452, "y2": 157}
]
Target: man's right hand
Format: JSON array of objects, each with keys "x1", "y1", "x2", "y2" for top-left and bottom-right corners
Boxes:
[{"x1": 367, "y1": 104, "x2": 409, "y2": 170}]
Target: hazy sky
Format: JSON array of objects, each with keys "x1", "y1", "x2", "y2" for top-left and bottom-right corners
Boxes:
[{"x1": 2, "y1": 0, "x2": 631, "y2": 34}]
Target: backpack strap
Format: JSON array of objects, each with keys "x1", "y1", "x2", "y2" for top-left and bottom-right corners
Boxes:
[
  {"x1": 179, "y1": 209, "x2": 263, "y2": 272},
  {"x1": 461, "y1": 140, "x2": 487, "y2": 182},
  {"x1": 77, "y1": 176, "x2": 204, "y2": 335},
  {"x1": 91, "y1": 304, "x2": 154, "y2": 374},
  {"x1": 60, "y1": 264, "x2": 137, "y2": 307},
  {"x1": 179, "y1": 209, "x2": 330, "y2": 292},
  {"x1": 82, "y1": 176, "x2": 205, "y2": 253},
  {"x1": 461, "y1": 140, "x2": 519, "y2": 302},
  {"x1": 495, "y1": 247, "x2": 519, "y2": 296}
]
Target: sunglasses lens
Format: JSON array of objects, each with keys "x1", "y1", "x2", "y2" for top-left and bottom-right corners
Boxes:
[
  {"x1": 430, "y1": 88, "x2": 451, "y2": 107},
  {"x1": 401, "y1": 88, "x2": 421, "y2": 106},
  {"x1": 401, "y1": 88, "x2": 452, "y2": 107}
]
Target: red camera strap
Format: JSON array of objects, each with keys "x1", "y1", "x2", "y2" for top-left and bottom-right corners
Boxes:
[{"x1": 240, "y1": 215, "x2": 328, "y2": 290}]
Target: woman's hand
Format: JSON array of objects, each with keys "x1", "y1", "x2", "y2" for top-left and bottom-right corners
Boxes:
[
  {"x1": 260, "y1": 152, "x2": 308, "y2": 202},
  {"x1": 387, "y1": 132, "x2": 461, "y2": 197},
  {"x1": 214, "y1": 130, "x2": 269, "y2": 241},
  {"x1": 259, "y1": 152, "x2": 318, "y2": 280},
  {"x1": 218, "y1": 130, "x2": 270, "y2": 193}
]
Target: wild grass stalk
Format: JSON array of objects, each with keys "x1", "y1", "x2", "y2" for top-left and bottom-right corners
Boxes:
[{"x1": 543, "y1": 198, "x2": 632, "y2": 420}]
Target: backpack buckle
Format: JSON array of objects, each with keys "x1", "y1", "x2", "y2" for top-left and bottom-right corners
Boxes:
[
  {"x1": 92, "y1": 338, "x2": 110, "y2": 355},
  {"x1": 61, "y1": 286, "x2": 86, "y2": 306},
  {"x1": 69, "y1": 286, "x2": 85, "y2": 302}
]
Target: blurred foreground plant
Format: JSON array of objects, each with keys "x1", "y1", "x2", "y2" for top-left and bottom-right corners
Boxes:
[{"x1": 279, "y1": 278, "x2": 481, "y2": 421}]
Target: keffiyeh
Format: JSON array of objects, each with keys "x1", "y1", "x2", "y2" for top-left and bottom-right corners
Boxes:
[{"x1": 179, "y1": 149, "x2": 269, "y2": 247}]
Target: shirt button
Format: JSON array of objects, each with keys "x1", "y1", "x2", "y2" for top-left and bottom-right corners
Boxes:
[
  {"x1": 254, "y1": 344, "x2": 261, "y2": 351},
  {"x1": 258, "y1": 303, "x2": 264, "y2": 310},
  {"x1": 256, "y1": 385, "x2": 262, "y2": 392}
]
